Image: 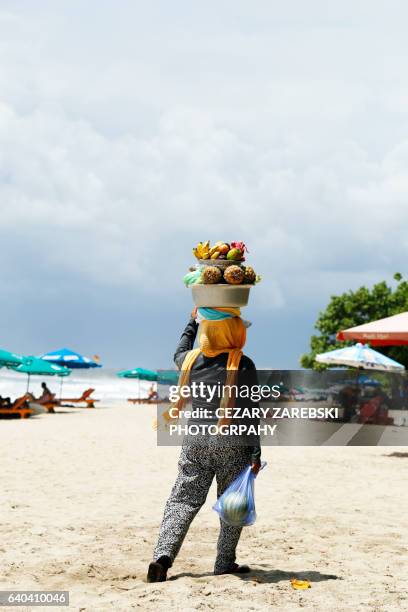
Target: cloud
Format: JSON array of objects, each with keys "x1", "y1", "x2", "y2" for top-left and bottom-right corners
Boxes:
[{"x1": 1, "y1": 1, "x2": 408, "y2": 365}]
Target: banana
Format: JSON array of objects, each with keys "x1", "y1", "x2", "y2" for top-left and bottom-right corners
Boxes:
[
  {"x1": 193, "y1": 240, "x2": 216, "y2": 260},
  {"x1": 211, "y1": 251, "x2": 220, "y2": 259},
  {"x1": 201, "y1": 240, "x2": 210, "y2": 259},
  {"x1": 194, "y1": 241, "x2": 209, "y2": 259},
  {"x1": 290, "y1": 579, "x2": 311, "y2": 590}
]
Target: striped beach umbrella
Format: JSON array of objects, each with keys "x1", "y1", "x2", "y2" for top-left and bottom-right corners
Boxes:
[{"x1": 315, "y1": 343, "x2": 404, "y2": 373}]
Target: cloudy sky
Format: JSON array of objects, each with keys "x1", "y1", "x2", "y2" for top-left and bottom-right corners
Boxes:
[{"x1": 1, "y1": 0, "x2": 408, "y2": 369}]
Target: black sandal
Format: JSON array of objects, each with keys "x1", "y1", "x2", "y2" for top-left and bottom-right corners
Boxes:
[{"x1": 146, "y1": 556, "x2": 171, "y2": 583}]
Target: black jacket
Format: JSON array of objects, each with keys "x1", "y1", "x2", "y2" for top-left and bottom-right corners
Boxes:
[{"x1": 174, "y1": 318, "x2": 261, "y2": 462}]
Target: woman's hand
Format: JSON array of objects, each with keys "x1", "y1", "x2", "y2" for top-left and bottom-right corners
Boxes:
[
  {"x1": 251, "y1": 460, "x2": 261, "y2": 475},
  {"x1": 191, "y1": 307, "x2": 198, "y2": 320}
]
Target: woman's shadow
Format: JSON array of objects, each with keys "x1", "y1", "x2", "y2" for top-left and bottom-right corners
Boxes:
[{"x1": 169, "y1": 565, "x2": 340, "y2": 583}]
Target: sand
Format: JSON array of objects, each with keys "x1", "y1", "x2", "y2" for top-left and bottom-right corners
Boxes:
[{"x1": 1, "y1": 402, "x2": 407, "y2": 611}]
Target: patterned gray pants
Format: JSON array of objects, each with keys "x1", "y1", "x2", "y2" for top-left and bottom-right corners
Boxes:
[{"x1": 153, "y1": 435, "x2": 252, "y2": 574}]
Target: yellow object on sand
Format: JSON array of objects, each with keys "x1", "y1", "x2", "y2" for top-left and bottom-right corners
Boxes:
[{"x1": 290, "y1": 579, "x2": 311, "y2": 590}]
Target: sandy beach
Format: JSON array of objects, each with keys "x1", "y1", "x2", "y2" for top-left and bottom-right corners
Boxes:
[{"x1": 1, "y1": 402, "x2": 407, "y2": 611}]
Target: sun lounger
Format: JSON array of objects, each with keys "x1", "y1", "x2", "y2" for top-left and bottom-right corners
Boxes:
[
  {"x1": 127, "y1": 397, "x2": 168, "y2": 405},
  {"x1": 60, "y1": 388, "x2": 99, "y2": 408},
  {"x1": 22, "y1": 392, "x2": 58, "y2": 414},
  {"x1": 0, "y1": 394, "x2": 33, "y2": 419}
]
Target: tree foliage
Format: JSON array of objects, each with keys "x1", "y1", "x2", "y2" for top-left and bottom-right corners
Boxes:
[{"x1": 301, "y1": 274, "x2": 408, "y2": 369}]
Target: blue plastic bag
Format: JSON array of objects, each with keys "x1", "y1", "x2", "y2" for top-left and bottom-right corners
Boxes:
[{"x1": 213, "y1": 462, "x2": 266, "y2": 527}]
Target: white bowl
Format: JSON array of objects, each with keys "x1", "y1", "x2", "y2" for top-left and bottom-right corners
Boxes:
[{"x1": 191, "y1": 284, "x2": 252, "y2": 307}]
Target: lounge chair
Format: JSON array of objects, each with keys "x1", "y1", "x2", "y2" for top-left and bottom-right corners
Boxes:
[
  {"x1": 0, "y1": 394, "x2": 33, "y2": 419},
  {"x1": 127, "y1": 396, "x2": 168, "y2": 405},
  {"x1": 21, "y1": 392, "x2": 57, "y2": 414},
  {"x1": 60, "y1": 388, "x2": 99, "y2": 408}
]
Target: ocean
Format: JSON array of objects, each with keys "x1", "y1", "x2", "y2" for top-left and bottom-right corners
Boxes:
[{"x1": 0, "y1": 367, "x2": 159, "y2": 403}]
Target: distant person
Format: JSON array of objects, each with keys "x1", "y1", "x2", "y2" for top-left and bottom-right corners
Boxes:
[
  {"x1": 339, "y1": 385, "x2": 360, "y2": 422},
  {"x1": 147, "y1": 384, "x2": 158, "y2": 401},
  {"x1": 359, "y1": 388, "x2": 391, "y2": 425},
  {"x1": 38, "y1": 382, "x2": 55, "y2": 404}
]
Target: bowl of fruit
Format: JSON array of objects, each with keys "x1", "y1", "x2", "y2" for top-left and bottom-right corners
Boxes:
[
  {"x1": 186, "y1": 241, "x2": 261, "y2": 307},
  {"x1": 194, "y1": 241, "x2": 247, "y2": 269}
]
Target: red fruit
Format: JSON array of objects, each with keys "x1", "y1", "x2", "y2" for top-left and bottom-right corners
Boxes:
[{"x1": 231, "y1": 241, "x2": 249, "y2": 253}]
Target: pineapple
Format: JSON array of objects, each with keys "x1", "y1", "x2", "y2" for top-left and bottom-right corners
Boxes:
[
  {"x1": 224, "y1": 265, "x2": 245, "y2": 285},
  {"x1": 243, "y1": 266, "x2": 256, "y2": 284},
  {"x1": 201, "y1": 266, "x2": 222, "y2": 284}
]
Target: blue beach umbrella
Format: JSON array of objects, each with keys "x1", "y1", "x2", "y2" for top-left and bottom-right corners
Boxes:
[
  {"x1": 344, "y1": 374, "x2": 382, "y2": 386},
  {"x1": 315, "y1": 343, "x2": 404, "y2": 373},
  {"x1": 41, "y1": 348, "x2": 101, "y2": 398},
  {"x1": 41, "y1": 348, "x2": 101, "y2": 369}
]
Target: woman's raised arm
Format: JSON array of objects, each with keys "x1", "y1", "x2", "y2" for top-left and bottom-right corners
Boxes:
[{"x1": 173, "y1": 309, "x2": 199, "y2": 368}]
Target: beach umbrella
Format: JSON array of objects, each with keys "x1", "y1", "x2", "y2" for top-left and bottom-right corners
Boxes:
[
  {"x1": 12, "y1": 356, "x2": 71, "y2": 392},
  {"x1": 337, "y1": 312, "x2": 408, "y2": 345},
  {"x1": 0, "y1": 348, "x2": 23, "y2": 368},
  {"x1": 157, "y1": 371, "x2": 180, "y2": 385},
  {"x1": 41, "y1": 348, "x2": 102, "y2": 369},
  {"x1": 315, "y1": 343, "x2": 404, "y2": 373},
  {"x1": 340, "y1": 374, "x2": 381, "y2": 387},
  {"x1": 117, "y1": 367, "x2": 158, "y2": 380},
  {"x1": 117, "y1": 368, "x2": 158, "y2": 399},
  {"x1": 41, "y1": 348, "x2": 101, "y2": 398},
  {"x1": 353, "y1": 374, "x2": 381, "y2": 386}
]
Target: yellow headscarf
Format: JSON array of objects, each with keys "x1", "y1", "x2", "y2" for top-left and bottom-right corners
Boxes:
[{"x1": 169, "y1": 316, "x2": 247, "y2": 426}]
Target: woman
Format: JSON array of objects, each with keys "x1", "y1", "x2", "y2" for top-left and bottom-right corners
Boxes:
[{"x1": 147, "y1": 307, "x2": 261, "y2": 582}]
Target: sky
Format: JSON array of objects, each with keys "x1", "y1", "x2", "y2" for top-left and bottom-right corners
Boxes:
[{"x1": 1, "y1": 0, "x2": 408, "y2": 369}]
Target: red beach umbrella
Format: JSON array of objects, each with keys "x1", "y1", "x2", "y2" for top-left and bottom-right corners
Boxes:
[{"x1": 337, "y1": 312, "x2": 408, "y2": 346}]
